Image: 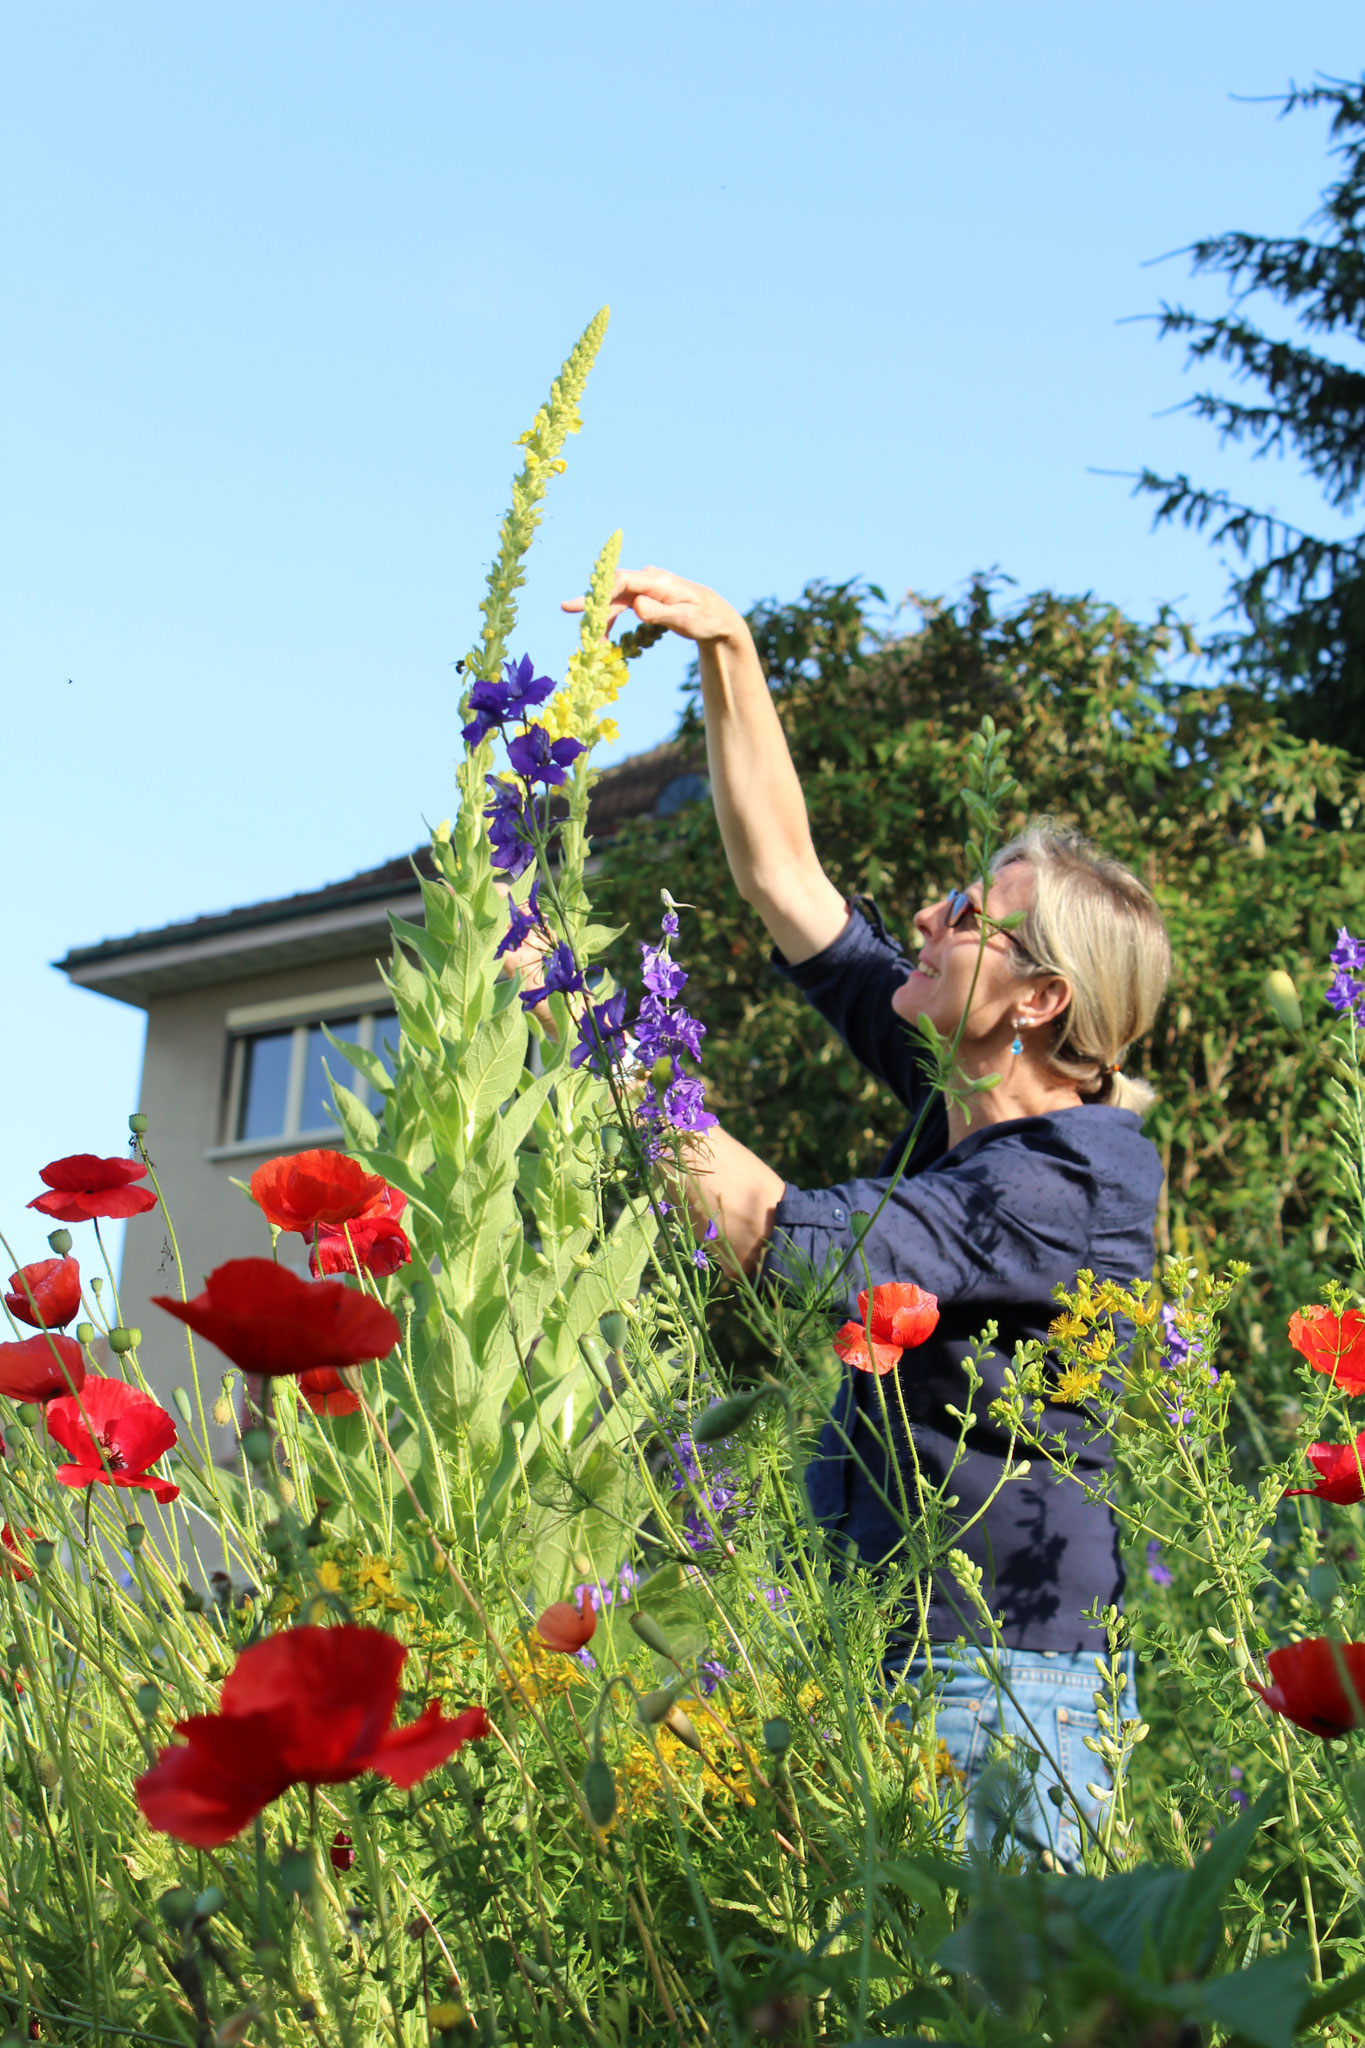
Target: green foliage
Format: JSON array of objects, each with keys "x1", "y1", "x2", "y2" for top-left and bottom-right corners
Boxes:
[
  {"x1": 1136, "y1": 74, "x2": 1365, "y2": 758},
  {"x1": 595, "y1": 574, "x2": 1365, "y2": 1410}
]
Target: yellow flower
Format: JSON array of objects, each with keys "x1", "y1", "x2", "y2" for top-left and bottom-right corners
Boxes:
[
  {"x1": 1048, "y1": 1312, "x2": 1087, "y2": 1343},
  {"x1": 1081, "y1": 1328, "x2": 1115, "y2": 1364},
  {"x1": 316, "y1": 1561, "x2": 343, "y2": 1593},
  {"x1": 1053, "y1": 1365, "x2": 1103, "y2": 1405},
  {"x1": 1091, "y1": 1281, "x2": 1129, "y2": 1316}
]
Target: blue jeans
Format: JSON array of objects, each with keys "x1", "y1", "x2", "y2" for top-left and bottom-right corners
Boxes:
[{"x1": 890, "y1": 1647, "x2": 1138, "y2": 1868}]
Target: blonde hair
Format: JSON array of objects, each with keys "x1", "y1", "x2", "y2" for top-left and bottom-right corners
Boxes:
[{"x1": 990, "y1": 820, "x2": 1170, "y2": 1116}]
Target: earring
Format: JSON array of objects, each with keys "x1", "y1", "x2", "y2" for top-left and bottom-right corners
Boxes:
[{"x1": 1010, "y1": 1020, "x2": 1024, "y2": 1058}]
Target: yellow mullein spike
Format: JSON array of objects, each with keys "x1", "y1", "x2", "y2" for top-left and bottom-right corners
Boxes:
[{"x1": 543, "y1": 528, "x2": 632, "y2": 748}]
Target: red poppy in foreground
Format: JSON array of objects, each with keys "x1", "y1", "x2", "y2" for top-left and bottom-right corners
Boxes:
[
  {"x1": 0, "y1": 1333, "x2": 86, "y2": 1403},
  {"x1": 297, "y1": 1367, "x2": 361, "y2": 1418},
  {"x1": 1288, "y1": 1306, "x2": 1365, "y2": 1396},
  {"x1": 4, "y1": 1257, "x2": 82, "y2": 1331},
  {"x1": 311, "y1": 1187, "x2": 410, "y2": 1278},
  {"x1": 249, "y1": 1150, "x2": 390, "y2": 1236},
  {"x1": 833, "y1": 1281, "x2": 940, "y2": 1376},
  {"x1": 1285, "y1": 1431, "x2": 1365, "y2": 1506},
  {"x1": 1250, "y1": 1637, "x2": 1365, "y2": 1739},
  {"x1": 46, "y1": 1377, "x2": 179, "y2": 1504},
  {"x1": 535, "y1": 1589, "x2": 596, "y2": 1653},
  {"x1": 153, "y1": 1259, "x2": 400, "y2": 1379},
  {"x1": 28, "y1": 1155, "x2": 158, "y2": 1224},
  {"x1": 134, "y1": 1624, "x2": 491, "y2": 1846}
]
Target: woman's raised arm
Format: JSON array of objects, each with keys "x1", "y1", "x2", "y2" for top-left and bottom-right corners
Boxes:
[{"x1": 564, "y1": 567, "x2": 848, "y2": 965}]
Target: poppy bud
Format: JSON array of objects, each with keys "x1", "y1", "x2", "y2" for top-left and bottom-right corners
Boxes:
[
  {"x1": 693, "y1": 1390, "x2": 764, "y2": 1445},
  {"x1": 599, "y1": 1311, "x2": 629, "y2": 1353},
  {"x1": 194, "y1": 1885, "x2": 226, "y2": 1922},
  {"x1": 583, "y1": 1754, "x2": 617, "y2": 1827},
  {"x1": 5, "y1": 1644, "x2": 23, "y2": 1672},
  {"x1": 46, "y1": 1230, "x2": 72, "y2": 1257},
  {"x1": 636, "y1": 1683, "x2": 682, "y2": 1726},
  {"x1": 241, "y1": 1427, "x2": 272, "y2": 1466},
  {"x1": 663, "y1": 1704, "x2": 704, "y2": 1753},
  {"x1": 125, "y1": 1521, "x2": 145, "y2": 1550},
  {"x1": 180, "y1": 1583, "x2": 205, "y2": 1613},
  {"x1": 30, "y1": 1540, "x2": 54, "y2": 1571},
  {"x1": 1046, "y1": 1781, "x2": 1066, "y2": 1808},
  {"x1": 762, "y1": 1717, "x2": 792, "y2": 1754},
  {"x1": 135, "y1": 1682, "x2": 159, "y2": 1720},
  {"x1": 15, "y1": 1404, "x2": 41, "y2": 1428},
  {"x1": 158, "y1": 1886, "x2": 197, "y2": 1930},
  {"x1": 599, "y1": 1125, "x2": 624, "y2": 1160},
  {"x1": 579, "y1": 1337, "x2": 612, "y2": 1390},
  {"x1": 129, "y1": 1113, "x2": 149, "y2": 1135},
  {"x1": 75, "y1": 1323, "x2": 95, "y2": 1346},
  {"x1": 171, "y1": 1386, "x2": 192, "y2": 1423},
  {"x1": 107, "y1": 1328, "x2": 138, "y2": 1355},
  {"x1": 627, "y1": 1610, "x2": 675, "y2": 1661},
  {"x1": 212, "y1": 1396, "x2": 233, "y2": 1426}
]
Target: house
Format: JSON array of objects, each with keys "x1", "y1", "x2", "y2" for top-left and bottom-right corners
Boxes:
[{"x1": 56, "y1": 741, "x2": 703, "y2": 1414}]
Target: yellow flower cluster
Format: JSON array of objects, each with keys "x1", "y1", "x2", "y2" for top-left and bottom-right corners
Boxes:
[
  {"x1": 494, "y1": 1636, "x2": 594, "y2": 1710},
  {"x1": 267, "y1": 1544, "x2": 415, "y2": 1623},
  {"x1": 1045, "y1": 1268, "x2": 1161, "y2": 1406},
  {"x1": 543, "y1": 528, "x2": 630, "y2": 748}
]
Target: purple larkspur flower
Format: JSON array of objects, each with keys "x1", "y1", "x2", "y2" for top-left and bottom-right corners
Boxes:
[
  {"x1": 662, "y1": 1077, "x2": 718, "y2": 1135},
  {"x1": 506, "y1": 723, "x2": 586, "y2": 787},
  {"x1": 697, "y1": 1658, "x2": 728, "y2": 1696},
  {"x1": 661, "y1": 910, "x2": 680, "y2": 938},
  {"x1": 484, "y1": 777, "x2": 538, "y2": 877},
  {"x1": 634, "y1": 992, "x2": 706, "y2": 1066},
  {"x1": 1332, "y1": 927, "x2": 1365, "y2": 976},
  {"x1": 1146, "y1": 1538, "x2": 1173, "y2": 1588},
  {"x1": 495, "y1": 880, "x2": 543, "y2": 958},
  {"x1": 693, "y1": 1247, "x2": 710, "y2": 1270},
  {"x1": 462, "y1": 654, "x2": 557, "y2": 746},
  {"x1": 641, "y1": 944, "x2": 688, "y2": 1003},
  {"x1": 520, "y1": 942, "x2": 587, "y2": 1010},
  {"x1": 1159, "y1": 1303, "x2": 1218, "y2": 1385},
  {"x1": 571, "y1": 989, "x2": 630, "y2": 1071}
]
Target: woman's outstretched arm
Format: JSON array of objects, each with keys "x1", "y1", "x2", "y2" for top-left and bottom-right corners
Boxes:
[{"x1": 564, "y1": 567, "x2": 848, "y2": 965}]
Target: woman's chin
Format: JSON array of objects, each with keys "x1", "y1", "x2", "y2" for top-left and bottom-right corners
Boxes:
[{"x1": 891, "y1": 976, "x2": 933, "y2": 1026}]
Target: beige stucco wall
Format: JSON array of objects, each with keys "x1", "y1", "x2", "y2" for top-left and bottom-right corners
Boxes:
[{"x1": 121, "y1": 946, "x2": 392, "y2": 1417}]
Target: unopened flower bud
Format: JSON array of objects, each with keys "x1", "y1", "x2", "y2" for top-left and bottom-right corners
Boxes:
[
  {"x1": 75, "y1": 1323, "x2": 95, "y2": 1347},
  {"x1": 159, "y1": 1886, "x2": 197, "y2": 1930},
  {"x1": 180, "y1": 1583, "x2": 205, "y2": 1614},
  {"x1": 693, "y1": 1389, "x2": 764, "y2": 1444},
  {"x1": 330, "y1": 1830, "x2": 356, "y2": 1872},
  {"x1": 636, "y1": 1684, "x2": 683, "y2": 1726},
  {"x1": 31, "y1": 1540, "x2": 55, "y2": 1571},
  {"x1": 663, "y1": 1704, "x2": 704, "y2": 1753},
  {"x1": 125, "y1": 1521, "x2": 145, "y2": 1550},
  {"x1": 599, "y1": 1311, "x2": 629, "y2": 1353},
  {"x1": 108, "y1": 1327, "x2": 138, "y2": 1355},
  {"x1": 16, "y1": 1403, "x2": 41, "y2": 1428},
  {"x1": 172, "y1": 1387, "x2": 192, "y2": 1423},
  {"x1": 583, "y1": 1755, "x2": 617, "y2": 1827},
  {"x1": 599, "y1": 1124, "x2": 624, "y2": 1160},
  {"x1": 34, "y1": 1751, "x2": 60, "y2": 1790},
  {"x1": 627, "y1": 1610, "x2": 675, "y2": 1661},
  {"x1": 135, "y1": 1681, "x2": 159, "y2": 1720},
  {"x1": 128, "y1": 1113, "x2": 149, "y2": 1135},
  {"x1": 46, "y1": 1229, "x2": 72, "y2": 1257},
  {"x1": 241, "y1": 1427, "x2": 272, "y2": 1466},
  {"x1": 1263, "y1": 969, "x2": 1302, "y2": 1033},
  {"x1": 762, "y1": 1717, "x2": 792, "y2": 1754}
]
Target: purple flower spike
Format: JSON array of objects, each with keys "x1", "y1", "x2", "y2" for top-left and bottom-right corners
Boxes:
[
  {"x1": 571, "y1": 989, "x2": 630, "y2": 1071},
  {"x1": 641, "y1": 945, "x2": 688, "y2": 1003},
  {"x1": 520, "y1": 942, "x2": 586, "y2": 1010},
  {"x1": 698, "y1": 1659, "x2": 728, "y2": 1696},
  {"x1": 462, "y1": 655, "x2": 556, "y2": 745},
  {"x1": 506, "y1": 724, "x2": 587, "y2": 787},
  {"x1": 663, "y1": 1078, "x2": 718, "y2": 1134},
  {"x1": 1331, "y1": 927, "x2": 1365, "y2": 976},
  {"x1": 495, "y1": 880, "x2": 543, "y2": 958}
]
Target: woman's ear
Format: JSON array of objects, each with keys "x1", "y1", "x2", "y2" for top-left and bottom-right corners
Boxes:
[{"x1": 1019, "y1": 974, "x2": 1071, "y2": 1031}]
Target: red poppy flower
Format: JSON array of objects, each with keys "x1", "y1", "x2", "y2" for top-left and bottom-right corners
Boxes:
[
  {"x1": 1, "y1": 1524, "x2": 38, "y2": 1581},
  {"x1": 134, "y1": 1624, "x2": 491, "y2": 1847},
  {"x1": 0, "y1": 1333, "x2": 86, "y2": 1403},
  {"x1": 833, "y1": 1281, "x2": 940, "y2": 1375},
  {"x1": 297, "y1": 1367, "x2": 362, "y2": 1418},
  {"x1": 249, "y1": 1150, "x2": 390, "y2": 1236},
  {"x1": 27, "y1": 1155, "x2": 158, "y2": 1224},
  {"x1": 46, "y1": 1377, "x2": 179, "y2": 1504},
  {"x1": 152, "y1": 1259, "x2": 400, "y2": 1379},
  {"x1": 1285, "y1": 1431, "x2": 1365, "y2": 1506},
  {"x1": 330, "y1": 1830, "x2": 356, "y2": 1871},
  {"x1": 1288, "y1": 1306, "x2": 1365, "y2": 1396},
  {"x1": 535, "y1": 1589, "x2": 596, "y2": 1653},
  {"x1": 311, "y1": 1188, "x2": 410, "y2": 1279},
  {"x1": 4, "y1": 1257, "x2": 82, "y2": 1332},
  {"x1": 1250, "y1": 1637, "x2": 1365, "y2": 1739}
]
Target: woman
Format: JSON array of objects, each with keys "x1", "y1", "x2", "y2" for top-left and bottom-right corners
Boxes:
[{"x1": 567, "y1": 567, "x2": 1171, "y2": 1857}]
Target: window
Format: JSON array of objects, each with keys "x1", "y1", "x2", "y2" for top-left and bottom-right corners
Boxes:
[{"x1": 220, "y1": 992, "x2": 400, "y2": 1152}]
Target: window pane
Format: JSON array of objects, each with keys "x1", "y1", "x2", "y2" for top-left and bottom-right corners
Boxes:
[
  {"x1": 237, "y1": 1031, "x2": 293, "y2": 1142},
  {"x1": 372, "y1": 1011, "x2": 400, "y2": 1083},
  {"x1": 300, "y1": 1019, "x2": 359, "y2": 1133}
]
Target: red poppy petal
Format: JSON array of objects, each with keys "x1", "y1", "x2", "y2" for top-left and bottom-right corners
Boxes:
[
  {"x1": 38, "y1": 1154, "x2": 149, "y2": 1193},
  {"x1": 535, "y1": 1592, "x2": 596, "y2": 1652},
  {"x1": 219, "y1": 1626, "x2": 406, "y2": 1780},
  {"x1": 370, "y1": 1700, "x2": 490, "y2": 1789},
  {"x1": 1288, "y1": 1308, "x2": 1365, "y2": 1395},
  {"x1": 153, "y1": 1259, "x2": 401, "y2": 1378},
  {"x1": 135, "y1": 1712, "x2": 292, "y2": 1846},
  {"x1": 249, "y1": 1151, "x2": 390, "y2": 1234},
  {"x1": 4, "y1": 1258, "x2": 82, "y2": 1332},
  {"x1": 0, "y1": 1334, "x2": 86, "y2": 1403},
  {"x1": 1255, "y1": 1638, "x2": 1365, "y2": 1739},
  {"x1": 832, "y1": 1322, "x2": 903, "y2": 1376}
]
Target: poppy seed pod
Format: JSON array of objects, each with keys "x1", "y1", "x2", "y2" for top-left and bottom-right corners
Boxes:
[
  {"x1": 46, "y1": 1230, "x2": 72, "y2": 1257},
  {"x1": 107, "y1": 1328, "x2": 138, "y2": 1355},
  {"x1": 128, "y1": 1113, "x2": 149, "y2": 1136}
]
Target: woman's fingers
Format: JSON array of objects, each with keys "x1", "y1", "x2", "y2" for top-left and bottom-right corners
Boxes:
[{"x1": 561, "y1": 567, "x2": 735, "y2": 644}]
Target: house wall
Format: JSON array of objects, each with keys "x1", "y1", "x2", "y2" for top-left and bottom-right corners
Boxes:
[{"x1": 122, "y1": 946, "x2": 392, "y2": 1417}]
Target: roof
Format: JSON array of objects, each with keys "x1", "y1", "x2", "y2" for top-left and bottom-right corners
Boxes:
[{"x1": 57, "y1": 739, "x2": 701, "y2": 1008}]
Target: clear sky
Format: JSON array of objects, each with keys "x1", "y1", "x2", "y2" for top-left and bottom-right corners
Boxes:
[{"x1": 3, "y1": 2, "x2": 1361, "y2": 1272}]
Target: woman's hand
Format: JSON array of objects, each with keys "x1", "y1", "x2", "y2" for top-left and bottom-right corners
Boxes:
[{"x1": 562, "y1": 566, "x2": 748, "y2": 648}]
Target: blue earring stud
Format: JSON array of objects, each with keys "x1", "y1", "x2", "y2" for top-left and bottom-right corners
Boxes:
[{"x1": 1010, "y1": 1033, "x2": 1024, "y2": 1057}]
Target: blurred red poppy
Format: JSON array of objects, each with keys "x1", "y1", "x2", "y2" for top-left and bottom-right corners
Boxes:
[
  {"x1": 46, "y1": 1377, "x2": 179, "y2": 1504},
  {"x1": 1251, "y1": 1637, "x2": 1365, "y2": 1738},
  {"x1": 297, "y1": 1367, "x2": 362, "y2": 1418},
  {"x1": 535, "y1": 1589, "x2": 596, "y2": 1653},
  {"x1": 1288, "y1": 1306, "x2": 1365, "y2": 1395},
  {"x1": 1285, "y1": 1431, "x2": 1365, "y2": 1506},
  {"x1": 833, "y1": 1280, "x2": 940, "y2": 1376},
  {"x1": 311, "y1": 1188, "x2": 410, "y2": 1279},
  {"x1": 0, "y1": 1334, "x2": 86, "y2": 1403},
  {"x1": 28, "y1": 1155, "x2": 158, "y2": 1224},
  {"x1": 330, "y1": 1830, "x2": 356, "y2": 1871},
  {"x1": 4, "y1": 1258, "x2": 82, "y2": 1332},
  {"x1": 250, "y1": 1150, "x2": 390, "y2": 1236},
  {"x1": 134, "y1": 1624, "x2": 491, "y2": 1846},
  {"x1": 1, "y1": 1524, "x2": 38, "y2": 1581},
  {"x1": 153, "y1": 1259, "x2": 400, "y2": 1379}
]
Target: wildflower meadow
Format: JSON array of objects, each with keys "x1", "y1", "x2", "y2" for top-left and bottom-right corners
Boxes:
[{"x1": 5, "y1": 311, "x2": 1365, "y2": 2046}]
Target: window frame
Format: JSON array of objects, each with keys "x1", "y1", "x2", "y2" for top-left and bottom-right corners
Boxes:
[{"x1": 206, "y1": 983, "x2": 399, "y2": 1161}]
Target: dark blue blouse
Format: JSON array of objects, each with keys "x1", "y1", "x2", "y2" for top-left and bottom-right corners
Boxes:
[{"x1": 766, "y1": 903, "x2": 1164, "y2": 1653}]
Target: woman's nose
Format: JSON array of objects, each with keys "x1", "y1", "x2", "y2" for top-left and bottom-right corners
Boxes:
[{"x1": 913, "y1": 900, "x2": 939, "y2": 941}]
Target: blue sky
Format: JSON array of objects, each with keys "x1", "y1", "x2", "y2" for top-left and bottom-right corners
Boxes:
[{"x1": 3, "y1": 2, "x2": 1362, "y2": 1269}]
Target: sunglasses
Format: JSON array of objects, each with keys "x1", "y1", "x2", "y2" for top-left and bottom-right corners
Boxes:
[{"x1": 943, "y1": 886, "x2": 1043, "y2": 967}]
